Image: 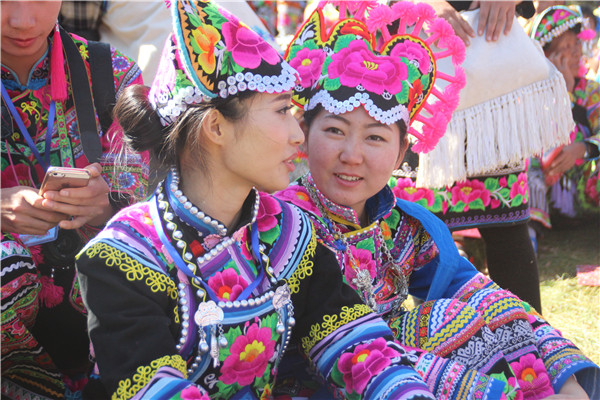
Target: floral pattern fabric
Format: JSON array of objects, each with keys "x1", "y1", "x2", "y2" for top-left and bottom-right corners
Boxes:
[
  {"x1": 274, "y1": 174, "x2": 600, "y2": 399},
  {"x1": 1, "y1": 33, "x2": 148, "y2": 400},
  {"x1": 392, "y1": 154, "x2": 530, "y2": 230},
  {"x1": 75, "y1": 173, "x2": 436, "y2": 399}
]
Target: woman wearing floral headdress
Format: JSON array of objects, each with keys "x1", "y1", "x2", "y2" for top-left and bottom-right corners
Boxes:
[
  {"x1": 527, "y1": 5, "x2": 599, "y2": 235},
  {"x1": 276, "y1": 2, "x2": 598, "y2": 399},
  {"x1": 74, "y1": 1, "x2": 452, "y2": 399}
]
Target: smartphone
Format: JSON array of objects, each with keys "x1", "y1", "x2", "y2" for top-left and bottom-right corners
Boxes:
[{"x1": 39, "y1": 166, "x2": 91, "y2": 195}]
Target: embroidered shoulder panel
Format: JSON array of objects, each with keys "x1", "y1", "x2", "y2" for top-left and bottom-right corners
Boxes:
[
  {"x1": 112, "y1": 354, "x2": 187, "y2": 400},
  {"x1": 83, "y1": 241, "x2": 177, "y2": 300},
  {"x1": 301, "y1": 304, "x2": 372, "y2": 354}
]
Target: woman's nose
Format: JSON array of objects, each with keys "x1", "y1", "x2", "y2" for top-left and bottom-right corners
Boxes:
[
  {"x1": 6, "y1": 4, "x2": 37, "y2": 29},
  {"x1": 339, "y1": 138, "x2": 362, "y2": 164}
]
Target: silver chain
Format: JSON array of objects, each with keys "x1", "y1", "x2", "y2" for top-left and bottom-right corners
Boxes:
[{"x1": 302, "y1": 177, "x2": 408, "y2": 311}]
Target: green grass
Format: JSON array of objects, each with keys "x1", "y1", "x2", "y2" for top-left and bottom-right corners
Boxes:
[{"x1": 536, "y1": 219, "x2": 600, "y2": 365}]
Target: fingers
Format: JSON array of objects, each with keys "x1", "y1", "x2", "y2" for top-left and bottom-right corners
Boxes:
[
  {"x1": 454, "y1": 14, "x2": 476, "y2": 45},
  {"x1": 477, "y1": 1, "x2": 517, "y2": 41}
]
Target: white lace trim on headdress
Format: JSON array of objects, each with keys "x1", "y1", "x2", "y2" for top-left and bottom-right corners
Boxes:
[{"x1": 306, "y1": 89, "x2": 409, "y2": 126}]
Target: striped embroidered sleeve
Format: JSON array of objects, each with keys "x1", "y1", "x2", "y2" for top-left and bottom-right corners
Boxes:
[{"x1": 289, "y1": 239, "x2": 435, "y2": 399}]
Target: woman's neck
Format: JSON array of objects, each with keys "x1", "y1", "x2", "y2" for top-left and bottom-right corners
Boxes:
[
  {"x1": 1, "y1": 43, "x2": 48, "y2": 85},
  {"x1": 180, "y1": 166, "x2": 252, "y2": 231}
]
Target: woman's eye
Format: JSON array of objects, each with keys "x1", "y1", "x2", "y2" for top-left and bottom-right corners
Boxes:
[
  {"x1": 278, "y1": 105, "x2": 293, "y2": 114},
  {"x1": 367, "y1": 135, "x2": 385, "y2": 142},
  {"x1": 325, "y1": 127, "x2": 343, "y2": 135}
]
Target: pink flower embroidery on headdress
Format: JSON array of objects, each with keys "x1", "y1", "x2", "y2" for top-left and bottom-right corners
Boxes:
[
  {"x1": 289, "y1": 48, "x2": 326, "y2": 89},
  {"x1": 390, "y1": 41, "x2": 431, "y2": 74},
  {"x1": 222, "y1": 20, "x2": 280, "y2": 69},
  {"x1": 328, "y1": 40, "x2": 407, "y2": 95}
]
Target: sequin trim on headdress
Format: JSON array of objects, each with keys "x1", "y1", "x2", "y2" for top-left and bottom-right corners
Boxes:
[
  {"x1": 150, "y1": 0, "x2": 298, "y2": 126},
  {"x1": 285, "y1": 1, "x2": 466, "y2": 153}
]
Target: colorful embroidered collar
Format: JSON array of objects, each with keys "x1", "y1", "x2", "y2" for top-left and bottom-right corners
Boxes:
[
  {"x1": 285, "y1": 1, "x2": 466, "y2": 153},
  {"x1": 529, "y1": 5, "x2": 583, "y2": 47},
  {"x1": 150, "y1": 0, "x2": 297, "y2": 126},
  {"x1": 302, "y1": 174, "x2": 396, "y2": 228}
]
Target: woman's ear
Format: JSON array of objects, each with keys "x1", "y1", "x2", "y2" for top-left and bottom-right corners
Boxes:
[{"x1": 201, "y1": 109, "x2": 227, "y2": 145}]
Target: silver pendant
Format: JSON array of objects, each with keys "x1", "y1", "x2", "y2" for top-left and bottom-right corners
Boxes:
[
  {"x1": 353, "y1": 269, "x2": 377, "y2": 311},
  {"x1": 195, "y1": 301, "x2": 225, "y2": 367}
]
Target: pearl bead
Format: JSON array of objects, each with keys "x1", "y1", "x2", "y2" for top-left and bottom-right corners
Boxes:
[
  {"x1": 184, "y1": 252, "x2": 193, "y2": 261},
  {"x1": 219, "y1": 337, "x2": 228, "y2": 348},
  {"x1": 158, "y1": 202, "x2": 166, "y2": 210},
  {"x1": 241, "y1": 300, "x2": 248, "y2": 307},
  {"x1": 179, "y1": 337, "x2": 186, "y2": 344},
  {"x1": 248, "y1": 299, "x2": 256, "y2": 306},
  {"x1": 177, "y1": 241, "x2": 185, "y2": 249},
  {"x1": 233, "y1": 300, "x2": 240, "y2": 308},
  {"x1": 176, "y1": 344, "x2": 182, "y2": 350},
  {"x1": 288, "y1": 317, "x2": 296, "y2": 327},
  {"x1": 190, "y1": 207, "x2": 198, "y2": 214},
  {"x1": 178, "y1": 283, "x2": 186, "y2": 290},
  {"x1": 276, "y1": 325, "x2": 286, "y2": 334},
  {"x1": 184, "y1": 201, "x2": 192, "y2": 210},
  {"x1": 199, "y1": 342, "x2": 209, "y2": 353},
  {"x1": 173, "y1": 230, "x2": 183, "y2": 239},
  {"x1": 174, "y1": 190, "x2": 182, "y2": 197},
  {"x1": 167, "y1": 222, "x2": 175, "y2": 231},
  {"x1": 180, "y1": 195, "x2": 187, "y2": 203},
  {"x1": 203, "y1": 216, "x2": 211, "y2": 224},
  {"x1": 181, "y1": 306, "x2": 189, "y2": 313}
]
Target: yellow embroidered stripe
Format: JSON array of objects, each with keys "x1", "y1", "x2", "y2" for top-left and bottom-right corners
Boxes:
[
  {"x1": 112, "y1": 355, "x2": 187, "y2": 400},
  {"x1": 301, "y1": 304, "x2": 372, "y2": 354},
  {"x1": 84, "y1": 242, "x2": 177, "y2": 300},
  {"x1": 287, "y1": 226, "x2": 317, "y2": 294}
]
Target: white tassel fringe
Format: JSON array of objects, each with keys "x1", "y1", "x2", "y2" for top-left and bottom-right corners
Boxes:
[{"x1": 414, "y1": 69, "x2": 574, "y2": 188}]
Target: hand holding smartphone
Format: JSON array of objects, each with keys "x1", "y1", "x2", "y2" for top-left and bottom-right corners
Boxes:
[
  {"x1": 19, "y1": 167, "x2": 91, "y2": 246},
  {"x1": 39, "y1": 166, "x2": 91, "y2": 195}
]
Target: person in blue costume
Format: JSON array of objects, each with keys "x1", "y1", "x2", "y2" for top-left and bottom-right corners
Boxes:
[
  {"x1": 274, "y1": 2, "x2": 599, "y2": 399},
  {"x1": 74, "y1": 1, "x2": 447, "y2": 399}
]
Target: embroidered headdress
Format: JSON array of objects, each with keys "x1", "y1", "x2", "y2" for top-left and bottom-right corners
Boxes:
[
  {"x1": 285, "y1": 1, "x2": 466, "y2": 153},
  {"x1": 149, "y1": 0, "x2": 297, "y2": 126},
  {"x1": 529, "y1": 5, "x2": 584, "y2": 47}
]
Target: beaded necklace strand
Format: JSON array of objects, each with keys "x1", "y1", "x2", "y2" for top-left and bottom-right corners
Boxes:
[{"x1": 302, "y1": 177, "x2": 408, "y2": 311}]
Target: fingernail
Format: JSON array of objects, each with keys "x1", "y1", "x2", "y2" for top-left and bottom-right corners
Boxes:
[{"x1": 44, "y1": 192, "x2": 55, "y2": 200}]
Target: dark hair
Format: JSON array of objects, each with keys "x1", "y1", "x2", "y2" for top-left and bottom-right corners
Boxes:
[
  {"x1": 114, "y1": 85, "x2": 256, "y2": 169},
  {"x1": 302, "y1": 104, "x2": 408, "y2": 140}
]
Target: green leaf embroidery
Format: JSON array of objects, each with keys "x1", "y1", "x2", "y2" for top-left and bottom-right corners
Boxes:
[
  {"x1": 385, "y1": 209, "x2": 401, "y2": 230},
  {"x1": 395, "y1": 82, "x2": 409, "y2": 104},
  {"x1": 188, "y1": 12, "x2": 203, "y2": 28},
  {"x1": 452, "y1": 202, "x2": 466, "y2": 213},
  {"x1": 469, "y1": 198, "x2": 486, "y2": 211},
  {"x1": 204, "y1": 4, "x2": 229, "y2": 27},
  {"x1": 333, "y1": 35, "x2": 357, "y2": 53},
  {"x1": 356, "y1": 239, "x2": 375, "y2": 253},
  {"x1": 507, "y1": 174, "x2": 518, "y2": 187},
  {"x1": 484, "y1": 177, "x2": 499, "y2": 191},
  {"x1": 512, "y1": 194, "x2": 523, "y2": 207},
  {"x1": 324, "y1": 77, "x2": 342, "y2": 91},
  {"x1": 260, "y1": 225, "x2": 281, "y2": 245}
]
